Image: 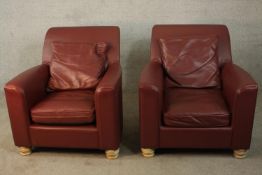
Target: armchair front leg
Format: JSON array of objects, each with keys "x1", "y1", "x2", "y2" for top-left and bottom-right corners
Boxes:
[
  {"x1": 105, "y1": 148, "x2": 120, "y2": 159},
  {"x1": 233, "y1": 149, "x2": 248, "y2": 159},
  {"x1": 141, "y1": 148, "x2": 155, "y2": 158},
  {"x1": 18, "y1": 147, "x2": 32, "y2": 156}
]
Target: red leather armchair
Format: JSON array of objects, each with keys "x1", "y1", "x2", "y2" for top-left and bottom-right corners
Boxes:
[
  {"x1": 4, "y1": 27, "x2": 123, "y2": 159},
  {"x1": 139, "y1": 25, "x2": 258, "y2": 158}
]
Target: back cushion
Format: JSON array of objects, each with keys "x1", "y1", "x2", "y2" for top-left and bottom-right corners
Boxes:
[
  {"x1": 159, "y1": 36, "x2": 220, "y2": 88},
  {"x1": 48, "y1": 42, "x2": 108, "y2": 90}
]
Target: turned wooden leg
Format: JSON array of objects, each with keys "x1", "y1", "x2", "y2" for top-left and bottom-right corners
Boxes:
[
  {"x1": 105, "y1": 148, "x2": 119, "y2": 160},
  {"x1": 18, "y1": 147, "x2": 32, "y2": 156},
  {"x1": 141, "y1": 148, "x2": 155, "y2": 158},
  {"x1": 233, "y1": 149, "x2": 248, "y2": 159}
]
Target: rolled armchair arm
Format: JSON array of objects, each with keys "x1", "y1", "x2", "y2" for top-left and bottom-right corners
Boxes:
[
  {"x1": 139, "y1": 61, "x2": 164, "y2": 148},
  {"x1": 222, "y1": 63, "x2": 258, "y2": 149},
  {"x1": 95, "y1": 63, "x2": 122, "y2": 149},
  {"x1": 4, "y1": 64, "x2": 50, "y2": 147}
]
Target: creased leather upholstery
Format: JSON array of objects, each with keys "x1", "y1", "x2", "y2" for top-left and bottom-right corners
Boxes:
[
  {"x1": 48, "y1": 42, "x2": 108, "y2": 90},
  {"x1": 164, "y1": 88, "x2": 230, "y2": 127},
  {"x1": 4, "y1": 26, "x2": 122, "y2": 152},
  {"x1": 139, "y1": 25, "x2": 258, "y2": 152},
  {"x1": 159, "y1": 36, "x2": 220, "y2": 88},
  {"x1": 31, "y1": 90, "x2": 95, "y2": 124}
]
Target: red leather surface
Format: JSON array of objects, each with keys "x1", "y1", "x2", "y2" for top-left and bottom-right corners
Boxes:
[
  {"x1": 164, "y1": 88, "x2": 230, "y2": 127},
  {"x1": 31, "y1": 90, "x2": 95, "y2": 124},
  {"x1": 5, "y1": 26, "x2": 122, "y2": 150},
  {"x1": 48, "y1": 42, "x2": 108, "y2": 90},
  {"x1": 139, "y1": 61, "x2": 163, "y2": 148},
  {"x1": 43, "y1": 27, "x2": 120, "y2": 64},
  {"x1": 159, "y1": 36, "x2": 220, "y2": 88},
  {"x1": 139, "y1": 25, "x2": 258, "y2": 151},
  {"x1": 95, "y1": 63, "x2": 123, "y2": 149},
  {"x1": 151, "y1": 25, "x2": 232, "y2": 66},
  {"x1": 222, "y1": 63, "x2": 258, "y2": 149},
  {"x1": 160, "y1": 127, "x2": 232, "y2": 148},
  {"x1": 96, "y1": 42, "x2": 109, "y2": 56},
  {"x1": 4, "y1": 64, "x2": 50, "y2": 146},
  {"x1": 30, "y1": 125, "x2": 99, "y2": 148}
]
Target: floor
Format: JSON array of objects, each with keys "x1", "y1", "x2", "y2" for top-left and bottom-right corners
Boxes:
[{"x1": 0, "y1": 91, "x2": 261, "y2": 175}]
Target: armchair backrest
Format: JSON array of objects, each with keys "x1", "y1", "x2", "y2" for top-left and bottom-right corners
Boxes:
[
  {"x1": 151, "y1": 25, "x2": 232, "y2": 67},
  {"x1": 42, "y1": 26, "x2": 120, "y2": 64}
]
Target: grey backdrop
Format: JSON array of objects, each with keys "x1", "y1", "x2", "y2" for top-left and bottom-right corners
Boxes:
[
  {"x1": 1, "y1": 0, "x2": 262, "y2": 94},
  {"x1": 1, "y1": 1, "x2": 262, "y2": 174}
]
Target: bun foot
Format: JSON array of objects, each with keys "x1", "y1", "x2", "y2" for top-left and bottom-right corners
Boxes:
[
  {"x1": 234, "y1": 149, "x2": 248, "y2": 159},
  {"x1": 141, "y1": 148, "x2": 155, "y2": 158},
  {"x1": 19, "y1": 147, "x2": 32, "y2": 156},
  {"x1": 105, "y1": 148, "x2": 119, "y2": 160}
]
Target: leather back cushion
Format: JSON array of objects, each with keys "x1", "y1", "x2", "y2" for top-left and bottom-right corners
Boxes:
[
  {"x1": 159, "y1": 36, "x2": 220, "y2": 88},
  {"x1": 48, "y1": 42, "x2": 108, "y2": 90}
]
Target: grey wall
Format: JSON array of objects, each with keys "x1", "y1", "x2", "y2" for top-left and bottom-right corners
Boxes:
[{"x1": 1, "y1": 0, "x2": 262, "y2": 95}]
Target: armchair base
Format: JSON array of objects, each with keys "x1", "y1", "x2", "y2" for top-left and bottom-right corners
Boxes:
[
  {"x1": 105, "y1": 148, "x2": 120, "y2": 160},
  {"x1": 141, "y1": 148, "x2": 155, "y2": 158},
  {"x1": 18, "y1": 147, "x2": 32, "y2": 156},
  {"x1": 233, "y1": 149, "x2": 248, "y2": 159}
]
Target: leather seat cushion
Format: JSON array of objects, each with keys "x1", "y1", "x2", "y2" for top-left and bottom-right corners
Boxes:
[
  {"x1": 31, "y1": 90, "x2": 95, "y2": 125},
  {"x1": 164, "y1": 88, "x2": 230, "y2": 127}
]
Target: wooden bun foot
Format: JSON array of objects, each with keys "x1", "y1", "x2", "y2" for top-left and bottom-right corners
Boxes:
[
  {"x1": 19, "y1": 147, "x2": 32, "y2": 156},
  {"x1": 105, "y1": 148, "x2": 119, "y2": 160},
  {"x1": 141, "y1": 148, "x2": 155, "y2": 158},
  {"x1": 234, "y1": 149, "x2": 248, "y2": 159}
]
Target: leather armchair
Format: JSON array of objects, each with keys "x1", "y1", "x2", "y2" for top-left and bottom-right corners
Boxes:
[
  {"x1": 139, "y1": 25, "x2": 258, "y2": 158},
  {"x1": 5, "y1": 26, "x2": 122, "y2": 159}
]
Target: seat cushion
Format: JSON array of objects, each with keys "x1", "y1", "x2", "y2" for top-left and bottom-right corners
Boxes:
[
  {"x1": 159, "y1": 36, "x2": 220, "y2": 88},
  {"x1": 31, "y1": 90, "x2": 95, "y2": 125},
  {"x1": 164, "y1": 88, "x2": 230, "y2": 127},
  {"x1": 48, "y1": 41, "x2": 108, "y2": 90}
]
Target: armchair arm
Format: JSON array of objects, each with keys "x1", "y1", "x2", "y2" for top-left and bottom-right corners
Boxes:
[
  {"x1": 222, "y1": 63, "x2": 258, "y2": 149},
  {"x1": 95, "y1": 63, "x2": 122, "y2": 150},
  {"x1": 4, "y1": 64, "x2": 50, "y2": 147},
  {"x1": 139, "y1": 61, "x2": 164, "y2": 148}
]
